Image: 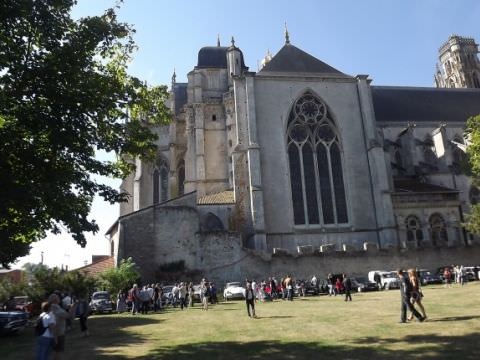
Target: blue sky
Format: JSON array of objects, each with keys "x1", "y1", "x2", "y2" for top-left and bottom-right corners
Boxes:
[{"x1": 16, "y1": 0, "x2": 480, "y2": 269}]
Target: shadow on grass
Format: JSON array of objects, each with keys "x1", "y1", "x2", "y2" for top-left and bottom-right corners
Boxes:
[
  {"x1": 94, "y1": 333, "x2": 480, "y2": 360},
  {"x1": 1, "y1": 315, "x2": 161, "y2": 360},
  {"x1": 427, "y1": 315, "x2": 480, "y2": 322}
]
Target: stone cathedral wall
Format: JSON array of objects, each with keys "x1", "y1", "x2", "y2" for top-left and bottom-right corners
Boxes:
[{"x1": 116, "y1": 204, "x2": 480, "y2": 284}]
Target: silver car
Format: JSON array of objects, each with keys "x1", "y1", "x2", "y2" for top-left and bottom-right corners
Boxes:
[{"x1": 223, "y1": 282, "x2": 245, "y2": 301}]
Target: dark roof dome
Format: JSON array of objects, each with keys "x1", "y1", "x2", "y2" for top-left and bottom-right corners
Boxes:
[{"x1": 196, "y1": 46, "x2": 248, "y2": 70}]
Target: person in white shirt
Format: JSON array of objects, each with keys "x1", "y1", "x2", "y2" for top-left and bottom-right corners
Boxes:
[{"x1": 35, "y1": 301, "x2": 56, "y2": 360}]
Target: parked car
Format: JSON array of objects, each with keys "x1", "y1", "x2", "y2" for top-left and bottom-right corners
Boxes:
[
  {"x1": 89, "y1": 291, "x2": 113, "y2": 314},
  {"x1": 368, "y1": 271, "x2": 400, "y2": 290},
  {"x1": 351, "y1": 277, "x2": 379, "y2": 292},
  {"x1": 463, "y1": 267, "x2": 478, "y2": 281},
  {"x1": 0, "y1": 311, "x2": 28, "y2": 334},
  {"x1": 418, "y1": 270, "x2": 443, "y2": 285},
  {"x1": 13, "y1": 296, "x2": 33, "y2": 315},
  {"x1": 161, "y1": 285, "x2": 175, "y2": 307},
  {"x1": 223, "y1": 282, "x2": 245, "y2": 301}
]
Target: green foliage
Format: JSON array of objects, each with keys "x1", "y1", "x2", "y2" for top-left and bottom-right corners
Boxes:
[
  {"x1": 21, "y1": 262, "x2": 97, "y2": 303},
  {"x1": 97, "y1": 257, "x2": 139, "y2": 295},
  {"x1": 0, "y1": 0, "x2": 171, "y2": 266},
  {"x1": 0, "y1": 278, "x2": 26, "y2": 305},
  {"x1": 464, "y1": 114, "x2": 480, "y2": 234}
]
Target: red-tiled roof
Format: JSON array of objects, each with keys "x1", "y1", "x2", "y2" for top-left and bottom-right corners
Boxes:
[{"x1": 75, "y1": 256, "x2": 115, "y2": 277}]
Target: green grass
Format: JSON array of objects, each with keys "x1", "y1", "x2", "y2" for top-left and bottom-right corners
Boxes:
[{"x1": 2, "y1": 282, "x2": 480, "y2": 359}]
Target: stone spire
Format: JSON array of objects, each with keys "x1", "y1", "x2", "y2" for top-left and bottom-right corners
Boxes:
[
  {"x1": 171, "y1": 68, "x2": 176, "y2": 87},
  {"x1": 284, "y1": 22, "x2": 290, "y2": 45},
  {"x1": 217, "y1": 34, "x2": 220, "y2": 47}
]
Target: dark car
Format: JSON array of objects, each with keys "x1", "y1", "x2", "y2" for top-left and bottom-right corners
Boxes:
[
  {"x1": 89, "y1": 291, "x2": 113, "y2": 314},
  {"x1": 418, "y1": 270, "x2": 443, "y2": 285},
  {"x1": 0, "y1": 311, "x2": 28, "y2": 334},
  {"x1": 351, "y1": 277, "x2": 379, "y2": 292}
]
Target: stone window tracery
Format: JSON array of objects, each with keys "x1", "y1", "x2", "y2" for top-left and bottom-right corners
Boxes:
[
  {"x1": 429, "y1": 213, "x2": 448, "y2": 246},
  {"x1": 287, "y1": 91, "x2": 348, "y2": 226},
  {"x1": 405, "y1": 215, "x2": 423, "y2": 247}
]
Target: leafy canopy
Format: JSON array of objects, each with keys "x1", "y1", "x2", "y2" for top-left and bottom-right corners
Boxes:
[
  {"x1": 464, "y1": 114, "x2": 480, "y2": 234},
  {"x1": 97, "y1": 257, "x2": 139, "y2": 295},
  {"x1": 0, "y1": 0, "x2": 171, "y2": 266}
]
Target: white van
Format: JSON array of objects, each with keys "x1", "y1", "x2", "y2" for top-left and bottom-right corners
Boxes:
[{"x1": 368, "y1": 270, "x2": 400, "y2": 290}]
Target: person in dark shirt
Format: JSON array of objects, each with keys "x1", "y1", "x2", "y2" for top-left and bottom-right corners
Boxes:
[
  {"x1": 343, "y1": 274, "x2": 352, "y2": 301},
  {"x1": 244, "y1": 281, "x2": 257, "y2": 318}
]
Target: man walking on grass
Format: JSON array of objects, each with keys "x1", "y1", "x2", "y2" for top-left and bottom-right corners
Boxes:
[{"x1": 245, "y1": 281, "x2": 257, "y2": 318}]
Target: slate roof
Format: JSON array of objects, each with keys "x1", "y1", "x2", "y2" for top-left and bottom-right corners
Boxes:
[
  {"x1": 259, "y1": 44, "x2": 350, "y2": 77},
  {"x1": 372, "y1": 86, "x2": 480, "y2": 123},
  {"x1": 196, "y1": 46, "x2": 247, "y2": 69},
  {"x1": 393, "y1": 179, "x2": 459, "y2": 193},
  {"x1": 197, "y1": 190, "x2": 235, "y2": 205},
  {"x1": 173, "y1": 83, "x2": 187, "y2": 115}
]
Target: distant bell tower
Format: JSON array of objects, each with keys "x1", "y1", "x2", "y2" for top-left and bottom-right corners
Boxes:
[{"x1": 435, "y1": 35, "x2": 480, "y2": 88}]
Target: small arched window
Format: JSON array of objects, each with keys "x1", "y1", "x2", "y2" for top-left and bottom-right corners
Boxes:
[
  {"x1": 153, "y1": 158, "x2": 169, "y2": 204},
  {"x1": 405, "y1": 215, "x2": 423, "y2": 247},
  {"x1": 287, "y1": 91, "x2": 348, "y2": 226},
  {"x1": 177, "y1": 159, "x2": 185, "y2": 196},
  {"x1": 429, "y1": 213, "x2": 448, "y2": 246}
]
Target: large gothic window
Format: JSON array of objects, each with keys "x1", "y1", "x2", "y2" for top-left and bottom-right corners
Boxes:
[
  {"x1": 287, "y1": 91, "x2": 348, "y2": 226},
  {"x1": 429, "y1": 213, "x2": 448, "y2": 246},
  {"x1": 405, "y1": 215, "x2": 423, "y2": 247},
  {"x1": 153, "y1": 158, "x2": 169, "y2": 204}
]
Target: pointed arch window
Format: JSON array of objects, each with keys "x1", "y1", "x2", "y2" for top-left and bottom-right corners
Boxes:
[
  {"x1": 153, "y1": 158, "x2": 169, "y2": 204},
  {"x1": 287, "y1": 91, "x2": 348, "y2": 226},
  {"x1": 429, "y1": 213, "x2": 448, "y2": 246}
]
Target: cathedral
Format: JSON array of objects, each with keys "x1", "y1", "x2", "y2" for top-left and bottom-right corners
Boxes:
[{"x1": 107, "y1": 34, "x2": 480, "y2": 282}]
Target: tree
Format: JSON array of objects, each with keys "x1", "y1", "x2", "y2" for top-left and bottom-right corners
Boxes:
[
  {"x1": 97, "y1": 257, "x2": 139, "y2": 295},
  {"x1": 464, "y1": 114, "x2": 480, "y2": 234},
  {"x1": 0, "y1": 0, "x2": 171, "y2": 266}
]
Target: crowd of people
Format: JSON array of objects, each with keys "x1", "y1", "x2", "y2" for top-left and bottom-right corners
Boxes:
[
  {"x1": 29, "y1": 264, "x2": 478, "y2": 358},
  {"x1": 123, "y1": 280, "x2": 219, "y2": 314},
  {"x1": 35, "y1": 291, "x2": 90, "y2": 360}
]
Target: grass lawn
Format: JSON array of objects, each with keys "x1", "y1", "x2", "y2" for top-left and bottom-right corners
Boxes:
[{"x1": 2, "y1": 282, "x2": 480, "y2": 359}]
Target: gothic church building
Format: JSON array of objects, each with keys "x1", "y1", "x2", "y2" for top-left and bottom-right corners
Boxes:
[{"x1": 107, "y1": 34, "x2": 480, "y2": 281}]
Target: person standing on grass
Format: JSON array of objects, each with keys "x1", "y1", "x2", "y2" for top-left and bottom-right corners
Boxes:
[
  {"x1": 130, "y1": 284, "x2": 140, "y2": 314},
  {"x1": 178, "y1": 282, "x2": 187, "y2": 310},
  {"x1": 201, "y1": 281, "x2": 210, "y2": 311},
  {"x1": 117, "y1": 290, "x2": 127, "y2": 313},
  {"x1": 397, "y1": 269, "x2": 424, "y2": 323},
  {"x1": 76, "y1": 295, "x2": 90, "y2": 337},
  {"x1": 244, "y1": 281, "x2": 257, "y2": 318},
  {"x1": 327, "y1": 273, "x2": 335, "y2": 296},
  {"x1": 343, "y1": 274, "x2": 352, "y2": 301},
  {"x1": 188, "y1": 282, "x2": 195, "y2": 308},
  {"x1": 49, "y1": 293, "x2": 77, "y2": 360},
  {"x1": 35, "y1": 301, "x2": 56, "y2": 360}
]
